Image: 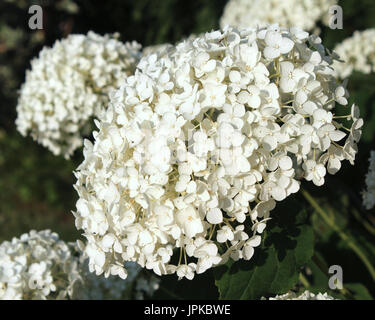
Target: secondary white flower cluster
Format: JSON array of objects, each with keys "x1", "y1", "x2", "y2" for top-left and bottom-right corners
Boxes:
[
  {"x1": 0, "y1": 230, "x2": 159, "y2": 300},
  {"x1": 73, "y1": 25, "x2": 360, "y2": 280},
  {"x1": 16, "y1": 31, "x2": 141, "y2": 158},
  {"x1": 220, "y1": 0, "x2": 337, "y2": 31},
  {"x1": 362, "y1": 151, "x2": 375, "y2": 210},
  {"x1": 263, "y1": 290, "x2": 336, "y2": 300},
  {"x1": 333, "y1": 29, "x2": 375, "y2": 79}
]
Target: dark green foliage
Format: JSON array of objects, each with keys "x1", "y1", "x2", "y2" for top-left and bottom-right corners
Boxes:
[{"x1": 214, "y1": 197, "x2": 314, "y2": 299}]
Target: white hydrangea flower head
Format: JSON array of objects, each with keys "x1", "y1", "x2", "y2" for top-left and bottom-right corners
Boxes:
[
  {"x1": 16, "y1": 31, "x2": 141, "y2": 158},
  {"x1": 0, "y1": 230, "x2": 159, "y2": 300},
  {"x1": 333, "y1": 29, "x2": 375, "y2": 79},
  {"x1": 73, "y1": 25, "x2": 361, "y2": 280},
  {"x1": 220, "y1": 0, "x2": 337, "y2": 31},
  {"x1": 362, "y1": 151, "x2": 375, "y2": 210},
  {"x1": 263, "y1": 290, "x2": 337, "y2": 300}
]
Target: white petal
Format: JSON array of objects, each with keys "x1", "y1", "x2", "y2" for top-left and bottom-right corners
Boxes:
[
  {"x1": 280, "y1": 61, "x2": 294, "y2": 75},
  {"x1": 94, "y1": 251, "x2": 105, "y2": 268},
  {"x1": 280, "y1": 37, "x2": 294, "y2": 54},
  {"x1": 238, "y1": 156, "x2": 250, "y2": 172},
  {"x1": 263, "y1": 135, "x2": 277, "y2": 151},
  {"x1": 329, "y1": 130, "x2": 346, "y2": 142},
  {"x1": 243, "y1": 246, "x2": 254, "y2": 260},
  {"x1": 264, "y1": 47, "x2": 280, "y2": 59},
  {"x1": 76, "y1": 199, "x2": 90, "y2": 217},
  {"x1": 256, "y1": 222, "x2": 267, "y2": 233},
  {"x1": 327, "y1": 158, "x2": 341, "y2": 174},
  {"x1": 279, "y1": 156, "x2": 293, "y2": 170},
  {"x1": 265, "y1": 31, "x2": 281, "y2": 46},
  {"x1": 207, "y1": 208, "x2": 223, "y2": 224},
  {"x1": 248, "y1": 235, "x2": 262, "y2": 247},
  {"x1": 271, "y1": 186, "x2": 287, "y2": 201}
]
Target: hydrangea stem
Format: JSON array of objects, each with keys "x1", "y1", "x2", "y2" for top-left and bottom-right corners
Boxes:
[
  {"x1": 299, "y1": 273, "x2": 310, "y2": 288},
  {"x1": 301, "y1": 189, "x2": 375, "y2": 282},
  {"x1": 351, "y1": 207, "x2": 375, "y2": 237}
]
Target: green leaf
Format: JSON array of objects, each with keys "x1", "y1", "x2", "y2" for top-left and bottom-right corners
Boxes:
[
  {"x1": 344, "y1": 283, "x2": 374, "y2": 300},
  {"x1": 214, "y1": 196, "x2": 314, "y2": 300}
]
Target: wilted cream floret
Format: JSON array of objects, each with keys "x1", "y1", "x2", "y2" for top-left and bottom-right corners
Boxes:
[
  {"x1": 264, "y1": 290, "x2": 336, "y2": 300},
  {"x1": 73, "y1": 25, "x2": 360, "y2": 281},
  {"x1": 0, "y1": 230, "x2": 159, "y2": 300},
  {"x1": 362, "y1": 151, "x2": 375, "y2": 210},
  {"x1": 220, "y1": 0, "x2": 337, "y2": 31},
  {"x1": 333, "y1": 29, "x2": 375, "y2": 79},
  {"x1": 16, "y1": 31, "x2": 141, "y2": 158}
]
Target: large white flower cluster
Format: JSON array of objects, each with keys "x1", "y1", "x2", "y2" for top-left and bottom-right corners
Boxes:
[
  {"x1": 333, "y1": 29, "x2": 375, "y2": 79},
  {"x1": 220, "y1": 0, "x2": 337, "y2": 31},
  {"x1": 362, "y1": 151, "x2": 375, "y2": 210},
  {"x1": 73, "y1": 25, "x2": 361, "y2": 280},
  {"x1": 16, "y1": 31, "x2": 141, "y2": 158},
  {"x1": 0, "y1": 230, "x2": 159, "y2": 300},
  {"x1": 263, "y1": 290, "x2": 336, "y2": 300}
]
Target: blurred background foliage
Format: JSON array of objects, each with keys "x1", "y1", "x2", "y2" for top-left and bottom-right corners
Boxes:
[{"x1": 0, "y1": 0, "x2": 374, "y2": 299}]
